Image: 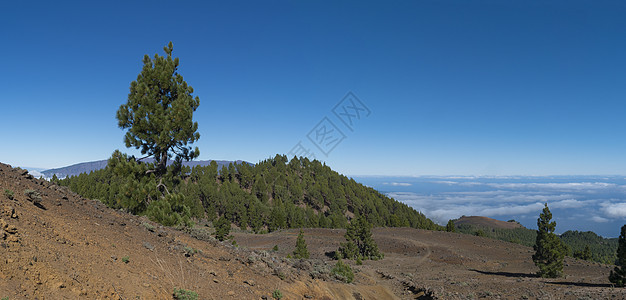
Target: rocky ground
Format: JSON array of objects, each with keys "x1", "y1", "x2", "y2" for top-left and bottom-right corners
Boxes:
[{"x1": 1, "y1": 161, "x2": 625, "y2": 299}]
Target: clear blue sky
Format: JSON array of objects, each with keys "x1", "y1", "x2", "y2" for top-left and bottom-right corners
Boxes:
[{"x1": 2, "y1": 0, "x2": 626, "y2": 176}]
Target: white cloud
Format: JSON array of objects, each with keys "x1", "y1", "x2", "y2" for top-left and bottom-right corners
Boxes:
[
  {"x1": 28, "y1": 170, "x2": 45, "y2": 178},
  {"x1": 435, "y1": 181, "x2": 619, "y2": 191},
  {"x1": 550, "y1": 199, "x2": 587, "y2": 209},
  {"x1": 600, "y1": 202, "x2": 626, "y2": 218},
  {"x1": 384, "y1": 182, "x2": 412, "y2": 187},
  {"x1": 591, "y1": 216, "x2": 610, "y2": 223}
]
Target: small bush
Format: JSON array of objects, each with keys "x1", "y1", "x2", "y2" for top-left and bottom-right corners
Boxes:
[
  {"x1": 272, "y1": 289, "x2": 283, "y2": 300},
  {"x1": 121, "y1": 256, "x2": 130, "y2": 264},
  {"x1": 4, "y1": 189, "x2": 14, "y2": 200},
  {"x1": 141, "y1": 222, "x2": 155, "y2": 232},
  {"x1": 331, "y1": 259, "x2": 354, "y2": 283},
  {"x1": 24, "y1": 189, "x2": 42, "y2": 204},
  {"x1": 173, "y1": 287, "x2": 198, "y2": 300},
  {"x1": 184, "y1": 246, "x2": 198, "y2": 257},
  {"x1": 272, "y1": 245, "x2": 279, "y2": 252}
]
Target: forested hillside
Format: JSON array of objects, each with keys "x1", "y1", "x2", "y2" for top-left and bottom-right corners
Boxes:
[
  {"x1": 58, "y1": 154, "x2": 441, "y2": 232},
  {"x1": 455, "y1": 222, "x2": 617, "y2": 264}
]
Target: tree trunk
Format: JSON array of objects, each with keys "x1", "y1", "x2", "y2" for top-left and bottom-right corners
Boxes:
[{"x1": 158, "y1": 151, "x2": 168, "y2": 174}]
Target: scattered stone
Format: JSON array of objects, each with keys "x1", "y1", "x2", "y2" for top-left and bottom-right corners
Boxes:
[
  {"x1": 6, "y1": 225, "x2": 18, "y2": 234},
  {"x1": 244, "y1": 279, "x2": 255, "y2": 286},
  {"x1": 227, "y1": 291, "x2": 235, "y2": 296},
  {"x1": 143, "y1": 242, "x2": 154, "y2": 251}
]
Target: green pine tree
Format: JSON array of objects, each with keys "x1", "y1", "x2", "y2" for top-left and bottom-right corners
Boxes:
[
  {"x1": 446, "y1": 219, "x2": 456, "y2": 232},
  {"x1": 339, "y1": 216, "x2": 383, "y2": 261},
  {"x1": 292, "y1": 229, "x2": 310, "y2": 259},
  {"x1": 116, "y1": 41, "x2": 200, "y2": 175},
  {"x1": 610, "y1": 225, "x2": 626, "y2": 287},
  {"x1": 532, "y1": 203, "x2": 566, "y2": 278},
  {"x1": 214, "y1": 216, "x2": 231, "y2": 242}
]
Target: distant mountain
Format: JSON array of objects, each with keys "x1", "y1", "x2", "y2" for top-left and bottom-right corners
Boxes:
[
  {"x1": 42, "y1": 159, "x2": 253, "y2": 178},
  {"x1": 454, "y1": 216, "x2": 523, "y2": 230}
]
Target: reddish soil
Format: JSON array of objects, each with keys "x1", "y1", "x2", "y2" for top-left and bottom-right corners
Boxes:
[
  {"x1": 0, "y1": 163, "x2": 386, "y2": 299},
  {"x1": 1, "y1": 161, "x2": 625, "y2": 299}
]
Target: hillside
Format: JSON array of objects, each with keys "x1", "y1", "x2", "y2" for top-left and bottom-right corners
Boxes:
[
  {"x1": 0, "y1": 162, "x2": 399, "y2": 299},
  {"x1": 454, "y1": 216, "x2": 618, "y2": 264},
  {"x1": 59, "y1": 154, "x2": 441, "y2": 232},
  {"x1": 42, "y1": 159, "x2": 252, "y2": 179},
  {"x1": 2, "y1": 162, "x2": 625, "y2": 299},
  {"x1": 454, "y1": 216, "x2": 523, "y2": 230}
]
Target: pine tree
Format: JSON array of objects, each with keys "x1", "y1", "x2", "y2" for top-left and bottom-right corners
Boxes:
[
  {"x1": 446, "y1": 219, "x2": 456, "y2": 232},
  {"x1": 339, "y1": 216, "x2": 383, "y2": 260},
  {"x1": 610, "y1": 225, "x2": 626, "y2": 287},
  {"x1": 292, "y1": 229, "x2": 310, "y2": 259},
  {"x1": 214, "y1": 216, "x2": 231, "y2": 242},
  {"x1": 116, "y1": 41, "x2": 200, "y2": 174},
  {"x1": 532, "y1": 203, "x2": 566, "y2": 278}
]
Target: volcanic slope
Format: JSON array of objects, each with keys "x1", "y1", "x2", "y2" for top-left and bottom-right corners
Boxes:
[{"x1": 0, "y1": 162, "x2": 395, "y2": 299}]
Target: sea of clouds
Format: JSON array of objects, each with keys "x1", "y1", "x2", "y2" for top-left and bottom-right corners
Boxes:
[{"x1": 356, "y1": 176, "x2": 626, "y2": 238}]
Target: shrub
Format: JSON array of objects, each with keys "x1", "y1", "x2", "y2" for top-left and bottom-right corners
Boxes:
[
  {"x1": 184, "y1": 246, "x2": 198, "y2": 257},
  {"x1": 24, "y1": 189, "x2": 42, "y2": 204},
  {"x1": 173, "y1": 287, "x2": 198, "y2": 300},
  {"x1": 272, "y1": 245, "x2": 279, "y2": 252},
  {"x1": 173, "y1": 288, "x2": 198, "y2": 300},
  {"x1": 141, "y1": 222, "x2": 156, "y2": 232},
  {"x1": 272, "y1": 289, "x2": 283, "y2": 300},
  {"x1": 4, "y1": 189, "x2": 14, "y2": 200},
  {"x1": 121, "y1": 256, "x2": 130, "y2": 264},
  {"x1": 331, "y1": 259, "x2": 354, "y2": 283}
]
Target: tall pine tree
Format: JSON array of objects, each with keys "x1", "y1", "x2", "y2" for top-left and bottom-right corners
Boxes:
[
  {"x1": 532, "y1": 203, "x2": 566, "y2": 278},
  {"x1": 609, "y1": 224, "x2": 626, "y2": 287},
  {"x1": 116, "y1": 41, "x2": 200, "y2": 174}
]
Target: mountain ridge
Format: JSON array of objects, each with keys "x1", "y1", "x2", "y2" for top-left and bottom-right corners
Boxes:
[{"x1": 42, "y1": 158, "x2": 253, "y2": 178}]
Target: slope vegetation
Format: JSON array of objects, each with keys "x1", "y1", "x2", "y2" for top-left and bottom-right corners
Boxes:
[{"x1": 59, "y1": 155, "x2": 440, "y2": 232}]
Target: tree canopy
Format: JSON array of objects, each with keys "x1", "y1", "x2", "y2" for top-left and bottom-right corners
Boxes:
[
  {"x1": 59, "y1": 155, "x2": 442, "y2": 232},
  {"x1": 116, "y1": 41, "x2": 200, "y2": 174}
]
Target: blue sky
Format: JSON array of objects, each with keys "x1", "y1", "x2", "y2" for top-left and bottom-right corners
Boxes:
[{"x1": 2, "y1": 1, "x2": 626, "y2": 176}]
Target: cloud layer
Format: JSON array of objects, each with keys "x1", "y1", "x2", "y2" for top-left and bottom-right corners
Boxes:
[{"x1": 379, "y1": 176, "x2": 626, "y2": 237}]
